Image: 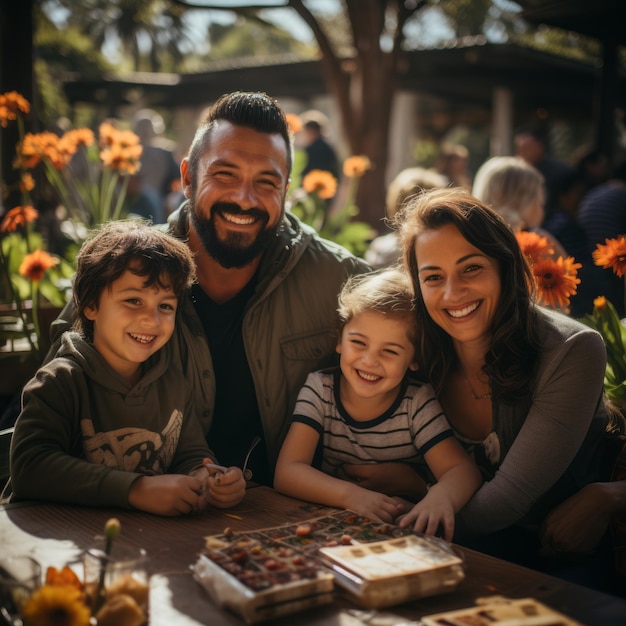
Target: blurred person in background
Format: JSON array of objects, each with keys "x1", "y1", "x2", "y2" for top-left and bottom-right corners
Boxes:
[
  {"x1": 472, "y1": 155, "x2": 567, "y2": 259},
  {"x1": 299, "y1": 110, "x2": 339, "y2": 182},
  {"x1": 578, "y1": 160, "x2": 626, "y2": 317},
  {"x1": 365, "y1": 166, "x2": 447, "y2": 269},
  {"x1": 514, "y1": 124, "x2": 575, "y2": 224},
  {"x1": 129, "y1": 109, "x2": 181, "y2": 224}
]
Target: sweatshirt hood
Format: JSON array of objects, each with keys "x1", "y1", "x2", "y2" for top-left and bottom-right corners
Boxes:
[{"x1": 57, "y1": 331, "x2": 170, "y2": 393}]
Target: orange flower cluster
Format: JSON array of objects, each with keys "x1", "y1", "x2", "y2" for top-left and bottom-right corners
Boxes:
[
  {"x1": 516, "y1": 231, "x2": 581, "y2": 310},
  {"x1": 342, "y1": 155, "x2": 371, "y2": 178},
  {"x1": 15, "y1": 123, "x2": 141, "y2": 175},
  {"x1": 98, "y1": 122, "x2": 142, "y2": 174},
  {"x1": 302, "y1": 169, "x2": 338, "y2": 199},
  {"x1": 0, "y1": 90, "x2": 30, "y2": 127},
  {"x1": 0, "y1": 205, "x2": 38, "y2": 233},
  {"x1": 16, "y1": 128, "x2": 94, "y2": 170},
  {"x1": 593, "y1": 235, "x2": 626, "y2": 278}
]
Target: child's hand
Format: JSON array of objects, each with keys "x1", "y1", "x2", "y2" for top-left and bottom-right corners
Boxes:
[
  {"x1": 345, "y1": 486, "x2": 409, "y2": 524},
  {"x1": 128, "y1": 475, "x2": 204, "y2": 516},
  {"x1": 203, "y1": 465, "x2": 246, "y2": 509},
  {"x1": 396, "y1": 485, "x2": 455, "y2": 542}
]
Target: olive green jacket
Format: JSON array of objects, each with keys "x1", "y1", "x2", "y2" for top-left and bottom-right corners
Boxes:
[{"x1": 49, "y1": 206, "x2": 369, "y2": 468}]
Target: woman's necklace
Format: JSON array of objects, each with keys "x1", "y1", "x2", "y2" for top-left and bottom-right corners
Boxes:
[{"x1": 464, "y1": 374, "x2": 492, "y2": 400}]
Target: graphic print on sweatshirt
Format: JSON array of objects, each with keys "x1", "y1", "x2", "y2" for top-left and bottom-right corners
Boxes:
[{"x1": 81, "y1": 410, "x2": 182, "y2": 474}]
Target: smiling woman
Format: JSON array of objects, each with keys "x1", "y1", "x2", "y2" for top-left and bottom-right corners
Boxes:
[{"x1": 397, "y1": 186, "x2": 626, "y2": 595}]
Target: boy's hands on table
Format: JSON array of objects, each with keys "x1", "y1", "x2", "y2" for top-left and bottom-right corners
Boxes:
[
  {"x1": 128, "y1": 474, "x2": 205, "y2": 516},
  {"x1": 195, "y1": 460, "x2": 246, "y2": 509}
]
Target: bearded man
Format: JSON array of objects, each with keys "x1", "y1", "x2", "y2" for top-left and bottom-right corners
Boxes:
[{"x1": 163, "y1": 91, "x2": 369, "y2": 485}]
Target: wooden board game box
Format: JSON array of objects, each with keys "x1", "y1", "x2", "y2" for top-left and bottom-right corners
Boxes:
[
  {"x1": 193, "y1": 510, "x2": 465, "y2": 622},
  {"x1": 319, "y1": 533, "x2": 465, "y2": 609},
  {"x1": 420, "y1": 595, "x2": 584, "y2": 626}
]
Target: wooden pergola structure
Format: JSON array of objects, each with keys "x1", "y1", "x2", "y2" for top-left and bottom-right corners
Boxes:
[{"x1": 517, "y1": 0, "x2": 626, "y2": 163}]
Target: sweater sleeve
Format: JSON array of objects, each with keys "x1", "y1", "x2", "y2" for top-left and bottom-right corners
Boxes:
[
  {"x1": 458, "y1": 324, "x2": 608, "y2": 534},
  {"x1": 10, "y1": 364, "x2": 139, "y2": 509},
  {"x1": 168, "y1": 380, "x2": 215, "y2": 474}
]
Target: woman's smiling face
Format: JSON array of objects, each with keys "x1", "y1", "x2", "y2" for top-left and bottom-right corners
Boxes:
[{"x1": 414, "y1": 223, "x2": 501, "y2": 349}]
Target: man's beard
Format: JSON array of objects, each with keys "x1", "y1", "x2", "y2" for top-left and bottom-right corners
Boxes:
[{"x1": 189, "y1": 200, "x2": 281, "y2": 269}]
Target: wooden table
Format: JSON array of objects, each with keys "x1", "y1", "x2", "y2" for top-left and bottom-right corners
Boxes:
[{"x1": 2, "y1": 486, "x2": 625, "y2": 625}]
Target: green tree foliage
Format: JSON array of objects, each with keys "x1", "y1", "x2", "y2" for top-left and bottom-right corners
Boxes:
[
  {"x1": 34, "y1": 7, "x2": 113, "y2": 127},
  {"x1": 43, "y1": 0, "x2": 192, "y2": 72},
  {"x1": 206, "y1": 17, "x2": 315, "y2": 60}
]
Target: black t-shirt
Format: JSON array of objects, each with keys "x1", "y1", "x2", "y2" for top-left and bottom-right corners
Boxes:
[{"x1": 190, "y1": 280, "x2": 272, "y2": 485}]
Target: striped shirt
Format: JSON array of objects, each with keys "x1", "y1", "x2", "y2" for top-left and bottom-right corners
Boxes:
[{"x1": 291, "y1": 368, "x2": 453, "y2": 477}]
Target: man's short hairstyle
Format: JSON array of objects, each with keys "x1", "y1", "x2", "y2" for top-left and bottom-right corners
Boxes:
[{"x1": 187, "y1": 91, "x2": 293, "y2": 188}]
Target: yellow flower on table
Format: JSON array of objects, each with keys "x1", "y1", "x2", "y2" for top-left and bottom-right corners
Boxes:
[{"x1": 21, "y1": 584, "x2": 91, "y2": 626}]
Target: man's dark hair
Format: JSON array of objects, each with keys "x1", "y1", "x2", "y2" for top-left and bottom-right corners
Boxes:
[
  {"x1": 72, "y1": 220, "x2": 196, "y2": 341},
  {"x1": 186, "y1": 91, "x2": 293, "y2": 189}
]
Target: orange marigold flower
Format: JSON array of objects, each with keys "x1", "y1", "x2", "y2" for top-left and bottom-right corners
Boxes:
[
  {"x1": 45, "y1": 565, "x2": 84, "y2": 591},
  {"x1": 16, "y1": 131, "x2": 63, "y2": 169},
  {"x1": 0, "y1": 205, "x2": 38, "y2": 232},
  {"x1": 594, "y1": 295, "x2": 607, "y2": 311},
  {"x1": 285, "y1": 113, "x2": 302, "y2": 134},
  {"x1": 100, "y1": 143, "x2": 142, "y2": 174},
  {"x1": 20, "y1": 173, "x2": 35, "y2": 192},
  {"x1": 19, "y1": 249, "x2": 58, "y2": 282},
  {"x1": 302, "y1": 170, "x2": 338, "y2": 199},
  {"x1": 533, "y1": 256, "x2": 581, "y2": 310},
  {"x1": 516, "y1": 231, "x2": 554, "y2": 265},
  {"x1": 593, "y1": 236, "x2": 626, "y2": 278},
  {"x1": 57, "y1": 129, "x2": 94, "y2": 162},
  {"x1": 343, "y1": 155, "x2": 371, "y2": 178},
  {"x1": 63, "y1": 128, "x2": 95, "y2": 150},
  {"x1": 98, "y1": 121, "x2": 118, "y2": 147},
  {"x1": 0, "y1": 91, "x2": 30, "y2": 127}
]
